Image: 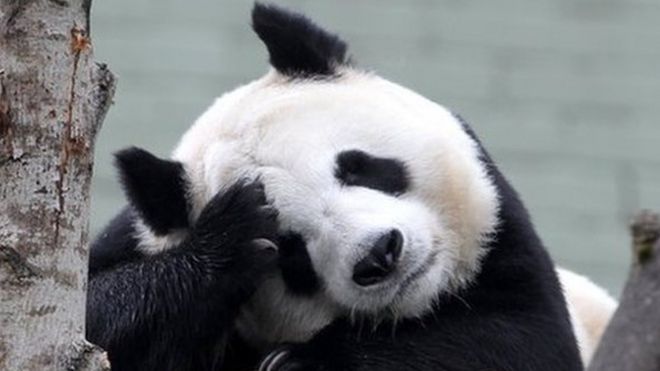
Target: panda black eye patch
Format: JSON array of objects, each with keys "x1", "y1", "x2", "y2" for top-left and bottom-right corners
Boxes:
[{"x1": 335, "y1": 150, "x2": 409, "y2": 195}]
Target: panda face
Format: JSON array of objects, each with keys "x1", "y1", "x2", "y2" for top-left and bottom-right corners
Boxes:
[
  {"x1": 161, "y1": 3, "x2": 501, "y2": 345},
  {"x1": 172, "y1": 70, "x2": 499, "y2": 343}
]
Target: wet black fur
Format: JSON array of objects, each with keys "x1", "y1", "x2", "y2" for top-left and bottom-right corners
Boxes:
[{"x1": 252, "y1": 2, "x2": 348, "y2": 77}]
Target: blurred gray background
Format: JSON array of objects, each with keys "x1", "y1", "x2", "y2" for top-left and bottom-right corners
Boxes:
[{"x1": 90, "y1": 0, "x2": 660, "y2": 294}]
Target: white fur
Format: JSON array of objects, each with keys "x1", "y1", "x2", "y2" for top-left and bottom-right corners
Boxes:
[
  {"x1": 167, "y1": 68, "x2": 500, "y2": 346},
  {"x1": 134, "y1": 219, "x2": 187, "y2": 255},
  {"x1": 557, "y1": 267, "x2": 618, "y2": 366}
]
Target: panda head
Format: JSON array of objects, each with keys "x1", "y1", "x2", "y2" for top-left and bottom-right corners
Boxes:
[{"x1": 118, "y1": 3, "x2": 500, "y2": 344}]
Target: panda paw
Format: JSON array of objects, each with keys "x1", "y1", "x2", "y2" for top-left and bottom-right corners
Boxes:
[
  {"x1": 259, "y1": 345, "x2": 325, "y2": 371},
  {"x1": 191, "y1": 179, "x2": 279, "y2": 272}
]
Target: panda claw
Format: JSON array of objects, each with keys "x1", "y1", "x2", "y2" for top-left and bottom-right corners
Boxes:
[
  {"x1": 253, "y1": 238, "x2": 279, "y2": 252},
  {"x1": 259, "y1": 348, "x2": 291, "y2": 371}
]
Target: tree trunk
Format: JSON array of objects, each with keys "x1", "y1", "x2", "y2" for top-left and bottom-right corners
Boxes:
[
  {"x1": 588, "y1": 210, "x2": 660, "y2": 371},
  {"x1": 0, "y1": 1, "x2": 115, "y2": 369}
]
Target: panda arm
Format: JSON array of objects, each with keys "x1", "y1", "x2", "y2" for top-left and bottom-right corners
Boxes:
[
  {"x1": 260, "y1": 308, "x2": 580, "y2": 371},
  {"x1": 87, "y1": 207, "x2": 143, "y2": 277},
  {"x1": 87, "y1": 247, "x2": 238, "y2": 370},
  {"x1": 86, "y1": 181, "x2": 278, "y2": 370},
  {"x1": 257, "y1": 316, "x2": 475, "y2": 371}
]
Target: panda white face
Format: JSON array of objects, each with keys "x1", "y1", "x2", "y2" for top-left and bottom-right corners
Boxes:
[{"x1": 171, "y1": 70, "x2": 499, "y2": 345}]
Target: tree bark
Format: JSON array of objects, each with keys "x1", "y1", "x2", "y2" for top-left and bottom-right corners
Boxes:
[
  {"x1": 0, "y1": 1, "x2": 115, "y2": 369},
  {"x1": 588, "y1": 210, "x2": 660, "y2": 371}
]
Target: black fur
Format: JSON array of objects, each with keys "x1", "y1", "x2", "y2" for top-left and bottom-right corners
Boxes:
[
  {"x1": 87, "y1": 173, "x2": 279, "y2": 370},
  {"x1": 88, "y1": 207, "x2": 142, "y2": 276},
  {"x1": 278, "y1": 232, "x2": 321, "y2": 296},
  {"x1": 257, "y1": 116, "x2": 583, "y2": 371},
  {"x1": 115, "y1": 147, "x2": 190, "y2": 235},
  {"x1": 335, "y1": 150, "x2": 409, "y2": 196},
  {"x1": 251, "y1": 3, "x2": 348, "y2": 77}
]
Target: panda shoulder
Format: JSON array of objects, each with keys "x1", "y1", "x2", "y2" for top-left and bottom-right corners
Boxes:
[{"x1": 89, "y1": 207, "x2": 143, "y2": 276}]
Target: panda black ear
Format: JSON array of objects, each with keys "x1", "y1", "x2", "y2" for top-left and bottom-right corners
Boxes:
[
  {"x1": 114, "y1": 147, "x2": 190, "y2": 235},
  {"x1": 251, "y1": 2, "x2": 349, "y2": 77}
]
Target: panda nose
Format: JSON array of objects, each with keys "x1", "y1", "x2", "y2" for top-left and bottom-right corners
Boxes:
[{"x1": 352, "y1": 229, "x2": 403, "y2": 287}]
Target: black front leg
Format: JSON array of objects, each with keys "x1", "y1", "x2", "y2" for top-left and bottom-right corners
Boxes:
[
  {"x1": 257, "y1": 316, "x2": 477, "y2": 371},
  {"x1": 87, "y1": 181, "x2": 278, "y2": 371},
  {"x1": 259, "y1": 307, "x2": 583, "y2": 371}
]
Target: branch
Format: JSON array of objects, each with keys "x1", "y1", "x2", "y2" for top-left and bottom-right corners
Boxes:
[
  {"x1": 588, "y1": 210, "x2": 660, "y2": 371},
  {"x1": 89, "y1": 62, "x2": 117, "y2": 138}
]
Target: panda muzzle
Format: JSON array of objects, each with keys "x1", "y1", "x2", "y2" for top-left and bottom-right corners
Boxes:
[{"x1": 352, "y1": 229, "x2": 403, "y2": 287}]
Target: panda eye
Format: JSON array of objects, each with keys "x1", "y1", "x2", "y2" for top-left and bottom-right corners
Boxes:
[{"x1": 335, "y1": 150, "x2": 409, "y2": 196}]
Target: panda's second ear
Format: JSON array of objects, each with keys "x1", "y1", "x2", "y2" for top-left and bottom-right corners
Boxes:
[
  {"x1": 251, "y1": 3, "x2": 349, "y2": 77},
  {"x1": 114, "y1": 147, "x2": 189, "y2": 235}
]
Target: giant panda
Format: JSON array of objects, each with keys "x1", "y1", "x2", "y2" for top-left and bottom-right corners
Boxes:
[{"x1": 87, "y1": 3, "x2": 615, "y2": 371}]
